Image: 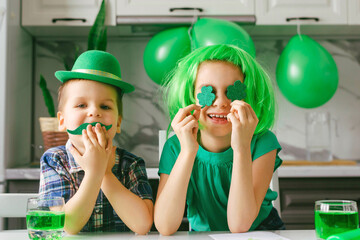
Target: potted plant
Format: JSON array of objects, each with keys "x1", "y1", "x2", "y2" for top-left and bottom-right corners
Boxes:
[{"x1": 39, "y1": 0, "x2": 107, "y2": 150}]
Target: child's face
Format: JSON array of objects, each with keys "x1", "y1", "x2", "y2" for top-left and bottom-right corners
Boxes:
[
  {"x1": 57, "y1": 80, "x2": 121, "y2": 149},
  {"x1": 194, "y1": 61, "x2": 244, "y2": 138}
]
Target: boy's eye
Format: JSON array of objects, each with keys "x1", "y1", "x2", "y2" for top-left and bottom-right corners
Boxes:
[
  {"x1": 76, "y1": 104, "x2": 86, "y2": 108},
  {"x1": 101, "y1": 105, "x2": 111, "y2": 110}
]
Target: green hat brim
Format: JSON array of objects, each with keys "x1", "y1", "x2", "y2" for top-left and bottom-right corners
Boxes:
[{"x1": 55, "y1": 71, "x2": 135, "y2": 93}]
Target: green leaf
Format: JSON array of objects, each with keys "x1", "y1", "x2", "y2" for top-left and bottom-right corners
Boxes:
[
  {"x1": 39, "y1": 75, "x2": 55, "y2": 117},
  {"x1": 88, "y1": 0, "x2": 106, "y2": 50},
  {"x1": 227, "y1": 80, "x2": 247, "y2": 102},
  {"x1": 97, "y1": 27, "x2": 108, "y2": 51},
  {"x1": 197, "y1": 86, "x2": 215, "y2": 108}
]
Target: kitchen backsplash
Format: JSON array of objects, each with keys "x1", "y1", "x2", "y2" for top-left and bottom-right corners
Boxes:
[{"x1": 33, "y1": 37, "x2": 360, "y2": 167}]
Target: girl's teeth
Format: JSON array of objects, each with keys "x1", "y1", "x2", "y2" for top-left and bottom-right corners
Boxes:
[{"x1": 209, "y1": 114, "x2": 226, "y2": 118}]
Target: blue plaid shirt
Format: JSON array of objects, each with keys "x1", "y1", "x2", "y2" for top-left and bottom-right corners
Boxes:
[{"x1": 39, "y1": 140, "x2": 153, "y2": 232}]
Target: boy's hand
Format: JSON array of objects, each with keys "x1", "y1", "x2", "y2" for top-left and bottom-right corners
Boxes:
[
  {"x1": 69, "y1": 124, "x2": 112, "y2": 178},
  {"x1": 102, "y1": 127, "x2": 116, "y2": 175},
  {"x1": 171, "y1": 104, "x2": 201, "y2": 155},
  {"x1": 227, "y1": 100, "x2": 258, "y2": 151}
]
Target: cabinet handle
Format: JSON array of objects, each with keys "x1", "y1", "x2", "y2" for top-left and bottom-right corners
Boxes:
[
  {"x1": 52, "y1": 18, "x2": 87, "y2": 23},
  {"x1": 169, "y1": 7, "x2": 203, "y2": 13},
  {"x1": 286, "y1": 17, "x2": 319, "y2": 22}
]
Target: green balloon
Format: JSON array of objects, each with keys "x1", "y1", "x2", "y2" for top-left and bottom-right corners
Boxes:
[
  {"x1": 191, "y1": 18, "x2": 256, "y2": 58},
  {"x1": 144, "y1": 27, "x2": 191, "y2": 85},
  {"x1": 276, "y1": 35, "x2": 338, "y2": 108}
]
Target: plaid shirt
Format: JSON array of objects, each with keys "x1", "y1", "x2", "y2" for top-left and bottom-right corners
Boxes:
[{"x1": 39, "y1": 140, "x2": 153, "y2": 232}]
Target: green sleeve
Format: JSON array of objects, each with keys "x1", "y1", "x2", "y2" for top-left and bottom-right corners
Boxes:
[
  {"x1": 158, "y1": 135, "x2": 181, "y2": 175},
  {"x1": 252, "y1": 130, "x2": 283, "y2": 171}
]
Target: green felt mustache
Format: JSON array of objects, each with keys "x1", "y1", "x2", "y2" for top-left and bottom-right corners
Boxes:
[{"x1": 67, "y1": 122, "x2": 112, "y2": 135}]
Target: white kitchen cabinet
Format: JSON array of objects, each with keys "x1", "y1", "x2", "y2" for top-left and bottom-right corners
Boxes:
[
  {"x1": 349, "y1": 0, "x2": 360, "y2": 24},
  {"x1": 116, "y1": 0, "x2": 254, "y2": 16},
  {"x1": 255, "y1": 0, "x2": 347, "y2": 25},
  {"x1": 22, "y1": 0, "x2": 116, "y2": 26}
]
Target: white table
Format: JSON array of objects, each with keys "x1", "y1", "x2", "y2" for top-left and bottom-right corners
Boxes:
[{"x1": 0, "y1": 230, "x2": 317, "y2": 240}]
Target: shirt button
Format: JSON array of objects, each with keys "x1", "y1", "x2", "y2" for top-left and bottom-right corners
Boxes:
[{"x1": 95, "y1": 208, "x2": 100, "y2": 213}]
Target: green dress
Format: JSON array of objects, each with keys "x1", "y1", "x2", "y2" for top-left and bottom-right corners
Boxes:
[{"x1": 158, "y1": 130, "x2": 282, "y2": 231}]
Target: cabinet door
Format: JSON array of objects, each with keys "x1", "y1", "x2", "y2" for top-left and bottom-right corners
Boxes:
[
  {"x1": 349, "y1": 0, "x2": 360, "y2": 24},
  {"x1": 279, "y1": 178, "x2": 360, "y2": 230},
  {"x1": 22, "y1": 0, "x2": 116, "y2": 26},
  {"x1": 256, "y1": 0, "x2": 347, "y2": 25},
  {"x1": 116, "y1": 0, "x2": 254, "y2": 16}
]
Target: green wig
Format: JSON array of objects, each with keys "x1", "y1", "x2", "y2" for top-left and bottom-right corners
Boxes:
[{"x1": 162, "y1": 44, "x2": 277, "y2": 135}]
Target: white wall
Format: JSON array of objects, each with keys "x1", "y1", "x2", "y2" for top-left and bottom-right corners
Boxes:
[{"x1": 1, "y1": 0, "x2": 33, "y2": 170}]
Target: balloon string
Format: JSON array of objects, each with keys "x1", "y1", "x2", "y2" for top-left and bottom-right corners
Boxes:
[
  {"x1": 188, "y1": 9, "x2": 199, "y2": 50},
  {"x1": 297, "y1": 20, "x2": 302, "y2": 41}
]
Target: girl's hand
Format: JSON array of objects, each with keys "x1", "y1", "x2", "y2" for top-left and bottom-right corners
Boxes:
[
  {"x1": 171, "y1": 104, "x2": 201, "y2": 154},
  {"x1": 69, "y1": 124, "x2": 112, "y2": 178},
  {"x1": 227, "y1": 100, "x2": 258, "y2": 151}
]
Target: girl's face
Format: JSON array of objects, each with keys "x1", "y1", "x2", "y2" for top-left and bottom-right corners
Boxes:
[
  {"x1": 57, "y1": 80, "x2": 121, "y2": 150},
  {"x1": 194, "y1": 61, "x2": 244, "y2": 138}
]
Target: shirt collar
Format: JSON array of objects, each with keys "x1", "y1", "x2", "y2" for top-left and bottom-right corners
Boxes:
[{"x1": 65, "y1": 139, "x2": 83, "y2": 174}]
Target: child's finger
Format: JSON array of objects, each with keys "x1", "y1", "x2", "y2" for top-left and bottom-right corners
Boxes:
[
  {"x1": 86, "y1": 124, "x2": 98, "y2": 146},
  {"x1": 193, "y1": 108, "x2": 201, "y2": 121},
  {"x1": 173, "y1": 104, "x2": 201, "y2": 124},
  {"x1": 178, "y1": 114, "x2": 197, "y2": 129},
  {"x1": 227, "y1": 112, "x2": 239, "y2": 125},
  {"x1": 82, "y1": 129, "x2": 93, "y2": 149},
  {"x1": 231, "y1": 103, "x2": 249, "y2": 123},
  {"x1": 95, "y1": 123, "x2": 107, "y2": 148},
  {"x1": 183, "y1": 118, "x2": 199, "y2": 132}
]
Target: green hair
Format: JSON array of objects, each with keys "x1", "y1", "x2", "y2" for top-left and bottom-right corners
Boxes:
[{"x1": 162, "y1": 44, "x2": 276, "y2": 135}]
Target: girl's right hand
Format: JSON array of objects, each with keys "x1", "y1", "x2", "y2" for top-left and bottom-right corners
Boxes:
[{"x1": 171, "y1": 104, "x2": 201, "y2": 154}]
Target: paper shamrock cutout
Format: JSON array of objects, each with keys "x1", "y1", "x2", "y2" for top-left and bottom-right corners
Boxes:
[
  {"x1": 67, "y1": 122, "x2": 112, "y2": 135},
  {"x1": 227, "y1": 80, "x2": 247, "y2": 101},
  {"x1": 197, "y1": 86, "x2": 216, "y2": 108}
]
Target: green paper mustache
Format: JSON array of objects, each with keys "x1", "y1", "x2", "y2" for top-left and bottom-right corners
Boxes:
[{"x1": 67, "y1": 122, "x2": 112, "y2": 135}]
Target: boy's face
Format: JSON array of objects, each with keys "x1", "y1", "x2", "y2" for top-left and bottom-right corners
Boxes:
[
  {"x1": 194, "y1": 61, "x2": 244, "y2": 138},
  {"x1": 57, "y1": 80, "x2": 121, "y2": 149}
]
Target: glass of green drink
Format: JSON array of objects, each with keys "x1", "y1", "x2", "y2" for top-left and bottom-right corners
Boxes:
[
  {"x1": 315, "y1": 200, "x2": 359, "y2": 240},
  {"x1": 26, "y1": 197, "x2": 65, "y2": 240}
]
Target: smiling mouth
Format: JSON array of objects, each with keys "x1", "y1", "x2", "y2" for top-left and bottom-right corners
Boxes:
[{"x1": 208, "y1": 114, "x2": 229, "y2": 122}]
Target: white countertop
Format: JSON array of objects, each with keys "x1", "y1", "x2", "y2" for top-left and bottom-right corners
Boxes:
[
  {"x1": 0, "y1": 230, "x2": 317, "y2": 240},
  {"x1": 6, "y1": 165, "x2": 360, "y2": 180}
]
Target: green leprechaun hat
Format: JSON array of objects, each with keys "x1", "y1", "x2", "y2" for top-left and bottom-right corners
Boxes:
[{"x1": 55, "y1": 50, "x2": 134, "y2": 93}]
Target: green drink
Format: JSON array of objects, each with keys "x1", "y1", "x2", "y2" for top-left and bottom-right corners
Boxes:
[
  {"x1": 315, "y1": 211, "x2": 359, "y2": 239},
  {"x1": 27, "y1": 197, "x2": 65, "y2": 240},
  {"x1": 27, "y1": 210, "x2": 65, "y2": 230},
  {"x1": 315, "y1": 200, "x2": 359, "y2": 240}
]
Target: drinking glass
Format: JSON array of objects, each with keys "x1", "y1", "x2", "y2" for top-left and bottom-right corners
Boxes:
[
  {"x1": 306, "y1": 112, "x2": 332, "y2": 161},
  {"x1": 26, "y1": 197, "x2": 65, "y2": 240},
  {"x1": 315, "y1": 200, "x2": 359, "y2": 240}
]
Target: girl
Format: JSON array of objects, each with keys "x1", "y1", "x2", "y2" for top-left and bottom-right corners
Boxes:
[{"x1": 154, "y1": 44, "x2": 284, "y2": 235}]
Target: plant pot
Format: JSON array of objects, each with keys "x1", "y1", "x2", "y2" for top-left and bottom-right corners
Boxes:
[{"x1": 39, "y1": 117, "x2": 68, "y2": 150}]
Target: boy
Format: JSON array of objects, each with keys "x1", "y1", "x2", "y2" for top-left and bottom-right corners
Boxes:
[{"x1": 39, "y1": 50, "x2": 153, "y2": 234}]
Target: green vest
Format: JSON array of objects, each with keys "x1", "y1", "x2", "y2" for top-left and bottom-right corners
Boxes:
[{"x1": 159, "y1": 130, "x2": 282, "y2": 231}]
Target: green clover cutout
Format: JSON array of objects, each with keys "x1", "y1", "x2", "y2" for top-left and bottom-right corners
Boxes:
[
  {"x1": 227, "y1": 80, "x2": 247, "y2": 101},
  {"x1": 197, "y1": 86, "x2": 215, "y2": 108}
]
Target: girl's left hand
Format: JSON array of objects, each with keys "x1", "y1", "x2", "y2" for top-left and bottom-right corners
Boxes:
[{"x1": 227, "y1": 100, "x2": 258, "y2": 150}]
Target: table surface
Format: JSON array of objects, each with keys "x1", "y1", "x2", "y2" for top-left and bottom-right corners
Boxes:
[{"x1": 0, "y1": 230, "x2": 317, "y2": 240}]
